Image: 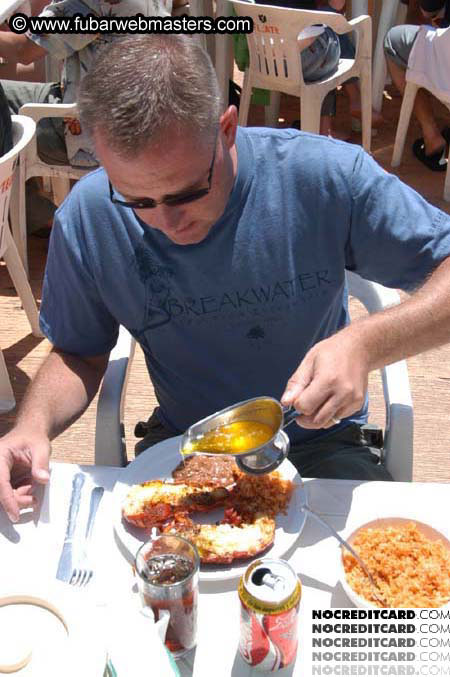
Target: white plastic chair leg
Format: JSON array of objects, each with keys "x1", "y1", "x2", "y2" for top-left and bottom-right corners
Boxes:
[
  {"x1": 300, "y1": 94, "x2": 322, "y2": 135},
  {"x1": 0, "y1": 349, "x2": 15, "y2": 413},
  {"x1": 10, "y1": 162, "x2": 29, "y2": 275},
  {"x1": 264, "y1": 92, "x2": 281, "y2": 127},
  {"x1": 359, "y1": 60, "x2": 372, "y2": 153},
  {"x1": 238, "y1": 70, "x2": 253, "y2": 126},
  {"x1": 2, "y1": 228, "x2": 41, "y2": 337},
  {"x1": 391, "y1": 81, "x2": 419, "y2": 167},
  {"x1": 51, "y1": 176, "x2": 70, "y2": 206}
]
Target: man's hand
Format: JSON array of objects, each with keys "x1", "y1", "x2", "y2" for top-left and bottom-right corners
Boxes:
[
  {"x1": 281, "y1": 332, "x2": 369, "y2": 429},
  {"x1": 0, "y1": 429, "x2": 50, "y2": 522}
]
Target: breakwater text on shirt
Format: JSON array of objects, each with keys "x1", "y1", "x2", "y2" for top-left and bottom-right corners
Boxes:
[{"x1": 8, "y1": 12, "x2": 253, "y2": 35}]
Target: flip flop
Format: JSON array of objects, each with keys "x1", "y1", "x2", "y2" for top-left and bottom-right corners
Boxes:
[
  {"x1": 415, "y1": 127, "x2": 450, "y2": 146},
  {"x1": 412, "y1": 138, "x2": 448, "y2": 172}
]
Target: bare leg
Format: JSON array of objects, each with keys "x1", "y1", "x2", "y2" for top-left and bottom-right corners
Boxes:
[
  {"x1": 342, "y1": 80, "x2": 384, "y2": 127},
  {"x1": 387, "y1": 56, "x2": 445, "y2": 155},
  {"x1": 319, "y1": 114, "x2": 351, "y2": 141}
]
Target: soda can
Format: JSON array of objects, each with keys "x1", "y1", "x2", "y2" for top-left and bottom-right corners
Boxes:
[{"x1": 238, "y1": 558, "x2": 301, "y2": 671}]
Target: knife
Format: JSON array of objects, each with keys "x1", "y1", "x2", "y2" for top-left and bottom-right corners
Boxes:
[{"x1": 56, "y1": 472, "x2": 85, "y2": 582}]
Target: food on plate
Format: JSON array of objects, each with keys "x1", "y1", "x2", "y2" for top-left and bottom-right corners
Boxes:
[
  {"x1": 229, "y1": 470, "x2": 295, "y2": 520},
  {"x1": 122, "y1": 480, "x2": 230, "y2": 528},
  {"x1": 342, "y1": 522, "x2": 450, "y2": 608},
  {"x1": 181, "y1": 420, "x2": 274, "y2": 456},
  {"x1": 122, "y1": 455, "x2": 296, "y2": 564},
  {"x1": 172, "y1": 455, "x2": 238, "y2": 487},
  {"x1": 162, "y1": 512, "x2": 276, "y2": 564}
]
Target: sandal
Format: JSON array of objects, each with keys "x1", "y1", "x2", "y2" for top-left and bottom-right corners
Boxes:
[{"x1": 412, "y1": 137, "x2": 448, "y2": 172}]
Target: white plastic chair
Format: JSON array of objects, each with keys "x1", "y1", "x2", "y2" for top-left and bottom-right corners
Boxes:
[
  {"x1": 9, "y1": 102, "x2": 89, "y2": 275},
  {"x1": 94, "y1": 273, "x2": 413, "y2": 480},
  {"x1": 391, "y1": 27, "x2": 450, "y2": 202},
  {"x1": 230, "y1": 1, "x2": 373, "y2": 151},
  {"x1": 346, "y1": 271, "x2": 413, "y2": 482},
  {"x1": 0, "y1": 115, "x2": 42, "y2": 412}
]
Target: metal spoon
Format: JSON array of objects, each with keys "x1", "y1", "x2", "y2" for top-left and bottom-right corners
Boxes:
[{"x1": 300, "y1": 500, "x2": 387, "y2": 607}]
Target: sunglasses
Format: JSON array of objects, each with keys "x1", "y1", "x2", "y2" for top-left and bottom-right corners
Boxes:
[{"x1": 109, "y1": 129, "x2": 218, "y2": 210}]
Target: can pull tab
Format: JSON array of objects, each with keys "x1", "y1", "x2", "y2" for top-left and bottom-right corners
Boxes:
[{"x1": 251, "y1": 567, "x2": 285, "y2": 592}]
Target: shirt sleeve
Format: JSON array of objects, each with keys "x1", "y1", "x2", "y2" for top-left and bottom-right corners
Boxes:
[
  {"x1": 39, "y1": 206, "x2": 119, "y2": 356},
  {"x1": 345, "y1": 148, "x2": 450, "y2": 291},
  {"x1": 27, "y1": 1, "x2": 102, "y2": 58}
]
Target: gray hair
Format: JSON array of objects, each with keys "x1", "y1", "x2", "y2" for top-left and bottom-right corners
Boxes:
[{"x1": 78, "y1": 35, "x2": 223, "y2": 158}]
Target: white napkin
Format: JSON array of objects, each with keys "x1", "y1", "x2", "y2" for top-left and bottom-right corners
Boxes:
[{"x1": 106, "y1": 599, "x2": 179, "y2": 676}]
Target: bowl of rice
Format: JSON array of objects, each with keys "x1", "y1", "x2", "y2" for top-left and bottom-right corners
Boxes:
[{"x1": 338, "y1": 517, "x2": 450, "y2": 608}]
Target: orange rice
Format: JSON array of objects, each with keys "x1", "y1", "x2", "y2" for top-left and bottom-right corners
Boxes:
[
  {"x1": 343, "y1": 522, "x2": 450, "y2": 608},
  {"x1": 230, "y1": 470, "x2": 295, "y2": 520}
]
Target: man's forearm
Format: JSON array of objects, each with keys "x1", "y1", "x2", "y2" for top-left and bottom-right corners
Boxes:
[
  {"x1": 15, "y1": 349, "x2": 109, "y2": 440},
  {"x1": 343, "y1": 257, "x2": 450, "y2": 371}
]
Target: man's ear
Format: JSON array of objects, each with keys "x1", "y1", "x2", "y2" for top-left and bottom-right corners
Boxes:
[{"x1": 220, "y1": 105, "x2": 238, "y2": 149}]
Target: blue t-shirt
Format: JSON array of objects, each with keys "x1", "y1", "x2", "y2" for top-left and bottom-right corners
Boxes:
[{"x1": 40, "y1": 128, "x2": 450, "y2": 443}]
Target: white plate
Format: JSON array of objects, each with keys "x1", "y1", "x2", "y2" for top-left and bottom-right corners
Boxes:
[
  {"x1": 112, "y1": 436, "x2": 306, "y2": 582},
  {"x1": 0, "y1": 579, "x2": 107, "y2": 676}
]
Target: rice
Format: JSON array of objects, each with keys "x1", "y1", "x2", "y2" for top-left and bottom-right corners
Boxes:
[
  {"x1": 343, "y1": 522, "x2": 450, "y2": 608},
  {"x1": 230, "y1": 470, "x2": 295, "y2": 521}
]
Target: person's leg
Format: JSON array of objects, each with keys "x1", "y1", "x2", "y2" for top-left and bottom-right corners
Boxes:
[
  {"x1": 288, "y1": 424, "x2": 393, "y2": 481},
  {"x1": 384, "y1": 25, "x2": 446, "y2": 159},
  {"x1": 0, "y1": 82, "x2": 13, "y2": 156},
  {"x1": 1, "y1": 79, "x2": 68, "y2": 233},
  {"x1": 1, "y1": 79, "x2": 67, "y2": 165},
  {"x1": 300, "y1": 28, "x2": 341, "y2": 137}
]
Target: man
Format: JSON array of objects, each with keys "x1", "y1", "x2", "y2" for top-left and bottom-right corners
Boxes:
[
  {"x1": 384, "y1": 0, "x2": 450, "y2": 171},
  {"x1": 2, "y1": 35, "x2": 450, "y2": 523}
]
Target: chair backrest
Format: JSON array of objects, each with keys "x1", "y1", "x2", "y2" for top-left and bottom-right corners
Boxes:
[
  {"x1": 0, "y1": 115, "x2": 35, "y2": 258},
  {"x1": 231, "y1": 0, "x2": 359, "y2": 88}
]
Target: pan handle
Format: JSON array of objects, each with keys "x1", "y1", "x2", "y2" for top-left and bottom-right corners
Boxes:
[{"x1": 282, "y1": 406, "x2": 301, "y2": 428}]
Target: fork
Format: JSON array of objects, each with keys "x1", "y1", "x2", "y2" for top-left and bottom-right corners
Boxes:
[
  {"x1": 299, "y1": 499, "x2": 387, "y2": 607},
  {"x1": 70, "y1": 486, "x2": 104, "y2": 587}
]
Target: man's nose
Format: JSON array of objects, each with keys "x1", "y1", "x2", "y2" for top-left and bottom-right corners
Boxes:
[{"x1": 153, "y1": 204, "x2": 184, "y2": 232}]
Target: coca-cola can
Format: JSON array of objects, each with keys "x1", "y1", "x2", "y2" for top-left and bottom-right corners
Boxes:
[{"x1": 238, "y1": 558, "x2": 301, "y2": 671}]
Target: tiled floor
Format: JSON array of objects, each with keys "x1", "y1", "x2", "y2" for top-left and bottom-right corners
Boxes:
[{"x1": 0, "y1": 82, "x2": 449, "y2": 481}]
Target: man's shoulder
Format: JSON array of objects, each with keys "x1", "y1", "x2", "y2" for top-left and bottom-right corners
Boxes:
[
  {"x1": 69, "y1": 166, "x2": 108, "y2": 198},
  {"x1": 239, "y1": 126, "x2": 361, "y2": 156},
  {"x1": 56, "y1": 166, "x2": 109, "y2": 221},
  {"x1": 238, "y1": 127, "x2": 363, "y2": 178}
]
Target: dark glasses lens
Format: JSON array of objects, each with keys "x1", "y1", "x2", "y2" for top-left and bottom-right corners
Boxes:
[{"x1": 163, "y1": 187, "x2": 210, "y2": 207}]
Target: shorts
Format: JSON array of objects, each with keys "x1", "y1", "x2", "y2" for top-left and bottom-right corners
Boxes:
[{"x1": 384, "y1": 24, "x2": 420, "y2": 70}]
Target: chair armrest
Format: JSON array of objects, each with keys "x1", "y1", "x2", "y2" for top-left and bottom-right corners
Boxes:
[
  {"x1": 346, "y1": 270, "x2": 414, "y2": 481},
  {"x1": 95, "y1": 327, "x2": 136, "y2": 467},
  {"x1": 19, "y1": 102, "x2": 78, "y2": 123}
]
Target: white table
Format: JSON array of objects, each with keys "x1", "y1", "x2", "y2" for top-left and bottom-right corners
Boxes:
[
  {"x1": 1, "y1": 462, "x2": 449, "y2": 676},
  {"x1": 0, "y1": 0, "x2": 28, "y2": 24}
]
